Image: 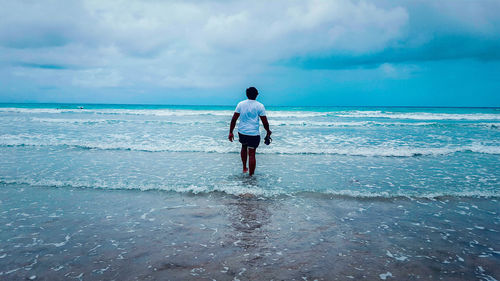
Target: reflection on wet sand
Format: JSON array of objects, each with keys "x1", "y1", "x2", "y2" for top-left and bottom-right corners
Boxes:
[
  {"x1": 230, "y1": 194, "x2": 271, "y2": 250},
  {"x1": 225, "y1": 176, "x2": 272, "y2": 273}
]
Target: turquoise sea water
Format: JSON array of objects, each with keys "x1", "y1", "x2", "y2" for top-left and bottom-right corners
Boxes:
[
  {"x1": 0, "y1": 103, "x2": 499, "y2": 197},
  {"x1": 1, "y1": 103, "x2": 499, "y2": 280}
]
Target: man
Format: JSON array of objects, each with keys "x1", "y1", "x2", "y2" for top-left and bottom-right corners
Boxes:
[{"x1": 228, "y1": 87, "x2": 271, "y2": 176}]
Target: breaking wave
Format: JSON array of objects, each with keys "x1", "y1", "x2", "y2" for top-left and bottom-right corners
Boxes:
[
  {"x1": 1, "y1": 137, "x2": 499, "y2": 156},
  {"x1": 2, "y1": 107, "x2": 498, "y2": 121},
  {"x1": 1, "y1": 178, "x2": 498, "y2": 199},
  {"x1": 8, "y1": 117, "x2": 499, "y2": 129},
  {"x1": 336, "y1": 110, "x2": 500, "y2": 121}
]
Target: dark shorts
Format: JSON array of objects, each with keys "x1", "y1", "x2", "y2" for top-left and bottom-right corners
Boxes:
[{"x1": 238, "y1": 133, "x2": 260, "y2": 149}]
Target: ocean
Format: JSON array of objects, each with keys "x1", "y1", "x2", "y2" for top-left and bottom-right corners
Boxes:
[
  {"x1": 1, "y1": 103, "x2": 498, "y2": 197},
  {"x1": 0, "y1": 103, "x2": 499, "y2": 280}
]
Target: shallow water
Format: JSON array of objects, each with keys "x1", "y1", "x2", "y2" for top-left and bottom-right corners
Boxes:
[
  {"x1": 0, "y1": 104, "x2": 499, "y2": 197},
  {"x1": 0, "y1": 104, "x2": 499, "y2": 279}
]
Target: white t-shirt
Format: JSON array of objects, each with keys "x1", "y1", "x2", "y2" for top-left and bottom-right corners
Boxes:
[{"x1": 235, "y1": 99, "x2": 266, "y2": 136}]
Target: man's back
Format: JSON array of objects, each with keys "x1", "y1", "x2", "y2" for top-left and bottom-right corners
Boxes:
[
  {"x1": 235, "y1": 99, "x2": 266, "y2": 136},
  {"x1": 228, "y1": 87, "x2": 271, "y2": 176}
]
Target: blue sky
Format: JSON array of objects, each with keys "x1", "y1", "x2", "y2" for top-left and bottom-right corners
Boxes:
[{"x1": 0, "y1": 0, "x2": 499, "y2": 106}]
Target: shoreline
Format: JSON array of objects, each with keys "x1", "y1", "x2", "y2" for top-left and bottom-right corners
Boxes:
[{"x1": 1, "y1": 184, "x2": 498, "y2": 280}]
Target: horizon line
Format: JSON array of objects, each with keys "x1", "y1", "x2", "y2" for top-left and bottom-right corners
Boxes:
[{"x1": 0, "y1": 102, "x2": 499, "y2": 109}]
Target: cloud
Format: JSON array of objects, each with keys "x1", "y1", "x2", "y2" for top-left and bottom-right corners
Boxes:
[
  {"x1": 285, "y1": 34, "x2": 500, "y2": 70},
  {"x1": 0, "y1": 1, "x2": 94, "y2": 49},
  {"x1": 0, "y1": 0, "x2": 499, "y2": 106},
  {"x1": 71, "y1": 68, "x2": 123, "y2": 88},
  {"x1": 0, "y1": 0, "x2": 408, "y2": 90},
  {"x1": 287, "y1": 0, "x2": 500, "y2": 69}
]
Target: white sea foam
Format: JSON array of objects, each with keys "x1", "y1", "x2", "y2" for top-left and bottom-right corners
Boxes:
[
  {"x1": 21, "y1": 117, "x2": 449, "y2": 129},
  {"x1": 1, "y1": 178, "x2": 499, "y2": 199},
  {"x1": 0, "y1": 107, "x2": 235, "y2": 116},
  {"x1": 0, "y1": 116, "x2": 489, "y2": 132},
  {"x1": 1, "y1": 134, "x2": 499, "y2": 156},
  {"x1": 272, "y1": 120, "x2": 440, "y2": 127},
  {"x1": 274, "y1": 120, "x2": 371, "y2": 127},
  {"x1": 0, "y1": 108, "x2": 74, "y2": 114},
  {"x1": 26, "y1": 117, "x2": 498, "y2": 128},
  {"x1": 0, "y1": 107, "x2": 324, "y2": 118},
  {"x1": 23, "y1": 118, "x2": 498, "y2": 130},
  {"x1": 0, "y1": 135, "x2": 233, "y2": 154},
  {"x1": 468, "y1": 122, "x2": 500, "y2": 129},
  {"x1": 31, "y1": 117, "x2": 117, "y2": 124},
  {"x1": 29, "y1": 117, "x2": 226, "y2": 125},
  {"x1": 336, "y1": 110, "x2": 500, "y2": 120},
  {"x1": 2, "y1": 107, "x2": 499, "y2": 131},
  {"x1": 0, "y1": 107, "x2": 336, "y2": 120},
  {"x1": 379, "y1": 272, "x2": 393, "y2": 280},
  {"x1": 1, "y1": 107, "x2": 499, "y2": 120}
]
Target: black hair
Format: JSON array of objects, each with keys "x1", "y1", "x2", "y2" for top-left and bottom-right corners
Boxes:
[{"x1": 246, "y1": 87, "x2": 259, "y2": 100}]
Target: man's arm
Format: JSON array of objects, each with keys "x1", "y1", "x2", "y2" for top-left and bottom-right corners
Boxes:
[
  {"x1": 228, "y1": 112, "x2": 240, "y2": 142},
  {"x1": 260, "y1": 116, "x2": 271, "y2": 137}
]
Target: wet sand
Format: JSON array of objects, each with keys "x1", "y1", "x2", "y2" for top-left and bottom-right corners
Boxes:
[{"x1": 0, "y1": 184, "x2": 499, "y2": 280}]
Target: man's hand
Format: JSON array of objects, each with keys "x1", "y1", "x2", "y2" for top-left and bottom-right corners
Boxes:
[
  {"x1": 229, "y1": 113, "x2": 239, "y2": 142},
  {"x1": 266, "y1": 130, "x2": 272, "y2": 138},
  {"x1": 260, "y1": 116, "x2": 271, "y2": 139}
]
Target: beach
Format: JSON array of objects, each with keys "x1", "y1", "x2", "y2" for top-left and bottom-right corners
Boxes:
[
  {"x1": 1, "y1": 184, "x2": 499, "y2": 280},
  {"x1": 0, "y1": 104, "x2": 499, "y2": 280}
]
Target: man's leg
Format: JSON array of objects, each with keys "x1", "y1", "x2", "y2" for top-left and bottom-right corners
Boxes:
[
  {"x1": 241, "y1": 145, "x2": 248, "y2": 173},
  {"x1": 248, "y1": 148, "x2": 256, "y2": 176}
]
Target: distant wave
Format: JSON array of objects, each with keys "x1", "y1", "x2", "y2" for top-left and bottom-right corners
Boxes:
[
  {"x1": 1, "y1": 138, "x2": 499, "y2": 156},
  {"x1": 0, "y1": 107, "x2": 234, "y2": 116},
  {"x1": 0, "y1": 107, "x2": 328, "y2": 118},
  {"x1": 17, "y1": 117, "x2": 500, "y2": 129},
  {"x1": 1, "y1": 107, "x2": 499, "y2": 120},
  {"x1": 273, "y1": 120, "x2": 441, "y2": 127},
  {"x1": 29, "y1": 117, "x2": 435, "y2": 127},
  {"x1": 1, "y1": 178, "x2": 498, "y2": 199},
  {"x1": 29, "y1": 117, "x2": 228, "y2": 125},
  {"x1": 336, "y1": 110, "x2": 500, "y2": 121},
  {"x1": 2, "y1": 106, "x2": 499, "y2": 121}
]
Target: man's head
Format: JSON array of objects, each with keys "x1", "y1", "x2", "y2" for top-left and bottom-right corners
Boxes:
[{"x1": 246, "y1": 87, "x2": 259, "y2": 100}]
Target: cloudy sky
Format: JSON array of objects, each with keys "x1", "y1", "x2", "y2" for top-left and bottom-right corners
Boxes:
[{"x1": 1, "y1": 0, "x2": 499, "y2": 106}]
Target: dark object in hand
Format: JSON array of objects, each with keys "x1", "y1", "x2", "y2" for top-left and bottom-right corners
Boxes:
[{"x1": 264, "y1": 135, "x2": 272, "y2": 145}]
